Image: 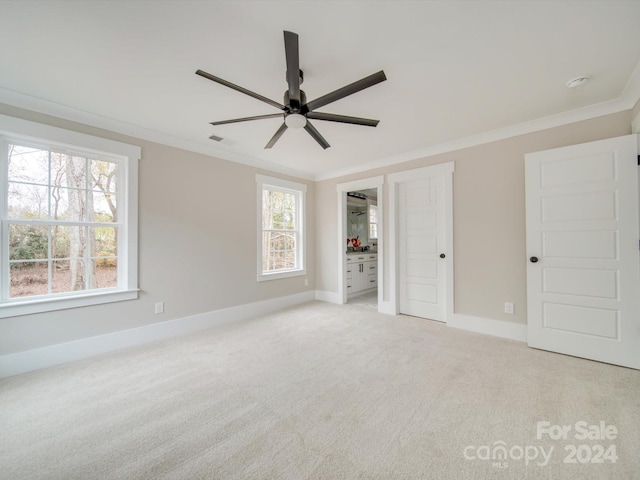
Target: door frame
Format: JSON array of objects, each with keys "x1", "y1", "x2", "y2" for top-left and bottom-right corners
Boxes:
[
  {"x1": 336, "y1": 176, "x2": 384, "y2": 307},
  {"x1": 387, "y1": 162, "x2": 455, "y2": 320}
]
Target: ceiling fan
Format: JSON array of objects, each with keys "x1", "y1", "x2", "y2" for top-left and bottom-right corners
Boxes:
[{"x1": 196, "y1": 31, "x2": 387, "y2": 150}]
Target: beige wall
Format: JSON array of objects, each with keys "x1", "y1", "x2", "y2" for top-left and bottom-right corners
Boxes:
[
  {"x1": 0, "y1": 104, "x2": 315, "y2": 355},
  {"x1": 0, "y1": 103, "x2": 634, "y2": 355},
  {"x1": 315, "y1": 111, "x2": 633, "y2": 325}
]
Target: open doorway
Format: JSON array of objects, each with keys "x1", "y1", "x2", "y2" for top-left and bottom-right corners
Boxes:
[
  {"x1": 346, "y1": 189, "x2": 378, "y2": 307},
  {"x1": 336, "y1": 176, "x2": 384, "y2": 310}
]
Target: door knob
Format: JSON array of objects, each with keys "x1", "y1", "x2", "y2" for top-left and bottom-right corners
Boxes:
[
  {"x1": 530, "y1": 256, "x2": 539, "y2": 263},
  {"x1": 440, "y1": 253, "x2": 446, "y2": 259}
]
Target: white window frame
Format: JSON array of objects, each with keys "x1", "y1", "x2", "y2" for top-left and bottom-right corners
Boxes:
[
  {"x1": 0, "y1": 114, "x2": 140, "y2": 318},
  {"x1": 369, "y1": 203, "x2": 378, "y2": 240},
  {"x1": 256, "y1": 174, "x2": 306, "y2": 282}
]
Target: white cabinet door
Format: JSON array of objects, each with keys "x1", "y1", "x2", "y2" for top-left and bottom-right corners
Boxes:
[
  {"x1": 525, "y1": 134, "x2": 640, "y2": 369},
  {"x1": 366, "y1": 259, "x2": 377, "y2": 289},
  {"x1": 348, "y1": 256, "x2": 367, "y2": 294},
  {"x1": 399, "y1": 176, "x2": 447, "y2": 321},
  {"x1": 347, "y1": 255, "x2": 377, "y2": 295},
  {"x1": 346, "y1": 259, "x2": 354, "y2": 295}
]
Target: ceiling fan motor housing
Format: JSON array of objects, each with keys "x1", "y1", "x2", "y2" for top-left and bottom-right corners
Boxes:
[{"x1": 284, "y1": 89, "x2": 307, "y2": 113}]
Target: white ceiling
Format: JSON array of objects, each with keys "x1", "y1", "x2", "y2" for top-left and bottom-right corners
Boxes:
[{"x1": 1, "y1": 1, "x2": 639, "y2": 180}]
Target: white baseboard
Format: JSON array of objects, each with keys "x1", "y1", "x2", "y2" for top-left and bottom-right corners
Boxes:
[
  {"x1": 449, "y1": 313, "x2": 527, "y2": 342},
  {"x1": 0, "y1": 291, "x2": 315, "y2": 379},
  {"x1": 315, "y1": 290, "x2": 343, "y2": 304}
]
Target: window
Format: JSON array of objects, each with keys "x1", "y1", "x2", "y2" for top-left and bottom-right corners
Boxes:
[
  {"x1": 369, "y1": 204, "x2": 378, "y2": 240},
  {"x1": 0, "y1": 115, "x2": 140, "y2": 318},
  {"x1": 256, "y1": 174, "x2": 306, "y2": 281}
]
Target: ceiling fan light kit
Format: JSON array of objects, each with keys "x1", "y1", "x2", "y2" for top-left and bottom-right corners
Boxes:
[
  {"x1": 196, "y1": 31, "x2": 386, "y2": 149},
  {"x1": 285, "y1": 113, "x2": 306, "y2": 129}
]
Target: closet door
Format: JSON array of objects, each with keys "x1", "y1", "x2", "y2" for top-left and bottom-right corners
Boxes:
[
  {"x1": 398, "y1": 176, "x2": 447, "y2": 321},
  {"x1": 525, "y1": 135, "x2": 640, "y2": 369}
]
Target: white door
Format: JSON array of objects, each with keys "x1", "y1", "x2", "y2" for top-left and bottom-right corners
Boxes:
[
  {"x1": 399, "y1": 176, "x2": 447, "y2": 321},
  {"x1": 525, "y1": 134, "x2": 640, "y2": 369}
]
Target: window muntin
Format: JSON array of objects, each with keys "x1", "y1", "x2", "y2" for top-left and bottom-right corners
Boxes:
[
  {"x1": 262, "y1": 188, "x2": 297, "y2": 272},
  {"x1": 0, "y1": 114, "x2": 139, "y2": 318},
  {"x1": 5, "y1": 143, "x2": 120, "y2": 299},
  {"x1": 257, "y1": 175, "x2": 306, "y2": 281}
]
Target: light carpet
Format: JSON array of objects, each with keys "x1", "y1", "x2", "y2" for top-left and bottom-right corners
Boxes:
[{"x1": 1, "y1": 301, "x2": 639, "y2": 479}]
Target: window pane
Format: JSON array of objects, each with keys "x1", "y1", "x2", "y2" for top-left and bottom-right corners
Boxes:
[
  {"x1": 53, "y1": 188, "x2": 87, "y2": 221},
  {"x1": 272, "y1": 209, "x2": 294, "y2": 230},
  {"x1": 52, "y1": 259, "x2": 89, "y2": 293},
  {"x1": 68, "y1": 226, "x2": 87, "y2": 258},
  {"x1": 51, "y1": 153, "x2": 87, "y2": 189},
  {"x1": 369, "y1": 205, "x2": 377, "y2": 223},
  {"x1": 93, "y1": 226, "x2": 118, "y2": 259},
  {"x1": 90, "y1": 190, "x2": 117, "y2": 222},
  {"x1": 52, "y1": 226, "x2": 67, "y2": 259},
  {"x1": 262, "y1": 189, "x2": 296, "y2": 230},
  {"x1": 49, "y1": 186, "x2": 65, "y2": 220},
  {"x1": 9, "y1": 261, "x2": 49, "y2": 298},
  {"x1": 94, "y1": 259, "x2": 117, "y2": 289},
  {"x1": 9, "y1": 224, "x2": 49, "y2": 261},
  {"x1": 8, "y1": 145, "x2": 49, "y2": 185},
  {"x1": 8, "y1": 182, "x2": 49, "y2": 219},
  {"x1": 262, "y1": 231, "x2": 296, "y2": 271},
  {"x1": 91, "y1": 160, "x2": 118, "y2": 194}
]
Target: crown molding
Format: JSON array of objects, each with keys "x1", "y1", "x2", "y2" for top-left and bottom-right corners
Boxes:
[
  {"x1": 620, "y1": 59, "x2": 640, "y2": 110},
  {"x1": 2, "y1": 57, "x2": 639, "y2": 185},
  {"x1": 0, "y1": 88, "x2": 314, "y2": 181},
  {"x1": 315, "y1": 96, "x2": 636, "y2": 182},
  {"x1": 315, "y1": 60, "x2": 640, "y2": 181}
]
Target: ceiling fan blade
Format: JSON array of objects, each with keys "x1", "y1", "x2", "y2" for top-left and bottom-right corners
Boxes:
[
  {"x1": 305, "y1": 70, "x2": 387, "y2": 112},
  {"x1": 210, "y1": 113, "x2": 283, "y2": 126},
  {"x1": 306, "y1": 112, "x2": 379, "y2": 127},
  {"x1": 284, "y1": 31, "x2": 301, "y2": 107},
  {"x1": 264, "y1": 123, "x2": 288, "y2": 149},
  {"x1": 196, "y1": 69, "x2": 284, "y2": 110},
  {"x1": 304, "y1": 121, "x2": 330, "y2": 149}
]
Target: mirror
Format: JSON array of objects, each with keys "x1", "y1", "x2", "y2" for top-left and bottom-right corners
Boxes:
[
  {"x1": 346, "y1": 188, "x2": 377, "y2": 252},
  {"x1": 348, "y1": 204, "x2": 368, "y2": 243}
]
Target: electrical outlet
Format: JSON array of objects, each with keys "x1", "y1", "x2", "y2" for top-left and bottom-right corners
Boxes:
[
  {"x1": 504, "y1": 302, "x2": 514, "y2": 314},
  {"x1": 304, "y1": 279, "x2": 309, "y2": 286},
  {"x1": 155, "y1": 302, "x2": 164, "y2": 314}
]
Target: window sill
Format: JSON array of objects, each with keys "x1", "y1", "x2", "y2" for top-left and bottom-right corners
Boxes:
[
  {"x1": 0, "y1": 289, "x2": 139, "y2": 318},
  {"x1": 257, "y1": 269, "x2": 307, "y2": 282}
]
